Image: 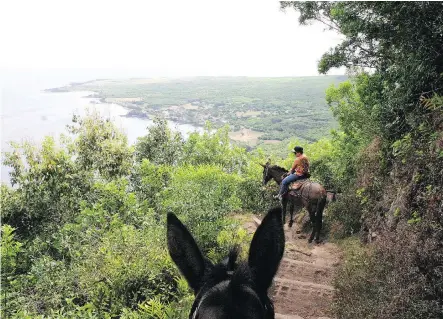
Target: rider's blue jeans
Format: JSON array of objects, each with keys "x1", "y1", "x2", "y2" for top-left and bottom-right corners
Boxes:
[{"x1": 279, "y1": 174, "x2": 306, "y2": 196}]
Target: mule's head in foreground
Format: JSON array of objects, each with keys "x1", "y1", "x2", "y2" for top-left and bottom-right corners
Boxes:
[{"x1": 167, "y1": 207, "x2": 285, "y2": 319}]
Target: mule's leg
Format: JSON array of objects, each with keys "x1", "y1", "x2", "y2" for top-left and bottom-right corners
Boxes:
[
  {"x1": 307, "y1": 205, "x2": 316, "y2": 243},
  {"x1": 315, "y1": 213, "x2": 323, "y2": 243},
  {"x1": 281, "y1": 197, "x2": 288, "y2": 225},
  {"x1": 315, "y1": 197, "x2": 326, "y2": 243}
]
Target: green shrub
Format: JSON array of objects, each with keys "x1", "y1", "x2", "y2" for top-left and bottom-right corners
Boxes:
[
  {"x1": 326, "y1": 191, "x2": 363, "y2": 239},
  {"x1": 1, "y1": 225, "x2": 24, "y2": 318},
  {"x1": 333, "y1": 227, "x2": 443, "y2": 319},
  {"x1": 162, "y1": 165, "x2": 242, "y2": 217},
  {"x1": 135, "y1": 117, "x2": 184, "y2": 166},
  {"x1": 207, "y1": 218, "x2": 253, "y2": 263},
  {"x1": 181, "y1": 123, "x2": 248, "y2": 174},
  {"x1": 0, "y1": 113, "x2": 269, "y2": 318}
]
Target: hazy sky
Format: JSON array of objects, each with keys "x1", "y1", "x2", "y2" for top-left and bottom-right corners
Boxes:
[{"x1": 1, "y1": 0, "x2": 345, "y2": 77}]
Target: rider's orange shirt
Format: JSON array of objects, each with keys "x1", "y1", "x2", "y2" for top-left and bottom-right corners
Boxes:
[{"x1": 290, "y1": 154, "x2": 309, "y2": 176}]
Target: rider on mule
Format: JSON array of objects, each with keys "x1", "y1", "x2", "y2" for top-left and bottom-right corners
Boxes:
[{"x1": 273, "y1": 146, "x2": 310, "y2": 200}]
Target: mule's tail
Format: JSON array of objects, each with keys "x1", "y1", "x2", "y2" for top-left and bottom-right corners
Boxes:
[
  {"x1": 325, "y1": 190, "x2": 337, "y2": 204},
  {"x1": 315, "y1": 194, "x2": 327, "y2": 240}
]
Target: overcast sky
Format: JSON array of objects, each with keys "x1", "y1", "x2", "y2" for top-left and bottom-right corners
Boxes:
[{"x1": 0, "y1": 0, "x2": 345, "y2": 77}]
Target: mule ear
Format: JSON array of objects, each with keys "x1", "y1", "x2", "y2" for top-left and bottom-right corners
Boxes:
[
  {"x1": 248, "y1": 207, "x2": 285, "y2": 293},
  {"x1": 259, "y1": 163, "x2": 266, "y2": 168},
  {"x1": 167, "y1": 213, "x2": 208, "y2": 294}
]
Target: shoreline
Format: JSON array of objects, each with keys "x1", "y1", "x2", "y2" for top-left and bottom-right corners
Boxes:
[
  {"x1": 43, "y1": 86, "x2": 211, "y2": 139},
  {"x1": 43, "y1": 80, "x2": 317, "y2": 146},
  {"x1": 44, "y1": 84, "x2": 202, "y2": 127},
  {"x1": 44, "y1": 87, "x2": 286, "y2": 146}
]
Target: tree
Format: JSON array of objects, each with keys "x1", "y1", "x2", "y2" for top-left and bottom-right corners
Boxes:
[
  {"x1": 67, "y1": 111, "x2": 133, "y2": 179},
  {"x1": 135, "y1": 117, "x2": 184, "y2": 166},
  {"x1": 281, "y1": 3, "x2": 443, "y2": 318},
  {"x1": 281, "y1": 1, "x2": 443, "y2": 141}
]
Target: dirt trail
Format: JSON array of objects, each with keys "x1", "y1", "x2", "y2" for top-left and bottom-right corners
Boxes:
[{"x1": 246, "y1": 217, "x2": 342, "y2": 319}]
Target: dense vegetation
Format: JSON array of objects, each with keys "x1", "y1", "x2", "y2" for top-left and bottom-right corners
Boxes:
[
  {"x1": 281, "y1": 1, "x2": 443, "y2": 318},
  {"x1": 2, "y1": 1, "x2": 443, "y2": 318},
  {"x1": 1, "y1": 107, "x2": 345, "y2": 318},
  {"x1": 47, "y1": 76, "x2": 346, "y2": 143},
  {"x1": 0, "y1": 114, "x2": 276, "y2": 318}
]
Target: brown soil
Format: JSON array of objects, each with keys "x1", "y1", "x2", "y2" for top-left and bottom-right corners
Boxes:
[
  {"x1": 263, "y1": 139, "x2": 282, "y2": 144},
  {"x1": 235, "y1": 110, "x2": 263, "y2": 117},
  {"x1": 168, "y1": 103, "x2": 200, "y2": 111},
  {"x1": 228, "y1": 128, "x2": 263, "y2": 145}
]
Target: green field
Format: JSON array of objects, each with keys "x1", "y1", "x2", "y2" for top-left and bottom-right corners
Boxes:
[{"x1": 48, "y1": 76, "x2": 347, "y2": 145}]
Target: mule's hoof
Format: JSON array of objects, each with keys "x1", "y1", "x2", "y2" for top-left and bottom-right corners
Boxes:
[
  {"x1": 288, "y1": 221, "x2": 293, "y2": 228},
  {"x1": 315, "y1": 239, "x2": 322, "y2": 244},
  {"x1": 308, "y1": 238, "x2": 313, "y2": 244}
]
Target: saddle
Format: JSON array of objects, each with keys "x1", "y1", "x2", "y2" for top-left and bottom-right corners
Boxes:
[
  {"x1": 289, "y1": 178, "x2": 309, "y2": 190},
  {"x1": 288, "y1": 178, "x2": 310, "y2": 197}
]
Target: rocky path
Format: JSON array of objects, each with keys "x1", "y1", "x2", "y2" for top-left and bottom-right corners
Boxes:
[{"x1": 246, "y1": 216, "x2": 342, "y2": 319}]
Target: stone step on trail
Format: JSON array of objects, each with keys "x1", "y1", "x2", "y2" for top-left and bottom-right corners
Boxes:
[
  {"x1": 272, "y1": 280, "x2": 333, "y2": 318},
  {"x1": 277, "y1": 258, "x2": 334, "y2": 285},
  {"x1": 246, "y1": 214, "x2": 339, "y2": 319}
]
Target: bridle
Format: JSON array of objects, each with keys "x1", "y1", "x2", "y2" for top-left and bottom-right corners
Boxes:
[
  {"x1": 263, "y1": 165, "x2": 269, "y2": 185},
  {"x1": 190, "y1": 290, "x2": 208, "y2": 319},
  {"x1": 189, "y1": 278, "x2": 274, "y2": 319}
]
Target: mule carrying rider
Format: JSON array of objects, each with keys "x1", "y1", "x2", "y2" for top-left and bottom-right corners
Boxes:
[{"x1": 274, "y1": 146, "x2": 310, "y2": 200}]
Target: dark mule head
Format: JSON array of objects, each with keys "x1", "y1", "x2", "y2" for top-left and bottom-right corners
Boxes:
[
  {"x1": 261, "y1": 162, "x2": 288, "y2": 186},
  {"x1": 261, "y1": 161, "x2": 272, "y2": 186},
  {"x1": 167, "y1": 207, "x2": 285, "y2": 319}
]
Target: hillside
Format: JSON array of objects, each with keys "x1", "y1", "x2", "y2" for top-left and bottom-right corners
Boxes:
[
  {"x1": 3, "y1": 2, "x2": 443, "y2": 319},
  {"x1": 47, "y1": 76, "x2": 346, "y2": 145}
]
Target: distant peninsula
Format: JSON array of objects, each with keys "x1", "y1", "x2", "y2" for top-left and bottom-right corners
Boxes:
[{"x1": 45, "y1": 76, "x2": 346, "y2": 147}]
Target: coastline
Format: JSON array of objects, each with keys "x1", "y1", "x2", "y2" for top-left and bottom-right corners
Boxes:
[
  {"x1": 43, "y1": 83, "x2": 286, "y2": 147},
  {"x1": 44, "y1": 82, "x2": 209, "y2": 128},
  {"x1": 42, "y1": 77, "x2": 334, "y2": 146},
  {"x1": 42, "y1": 85, "x2": 207, "y2": 139}
]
